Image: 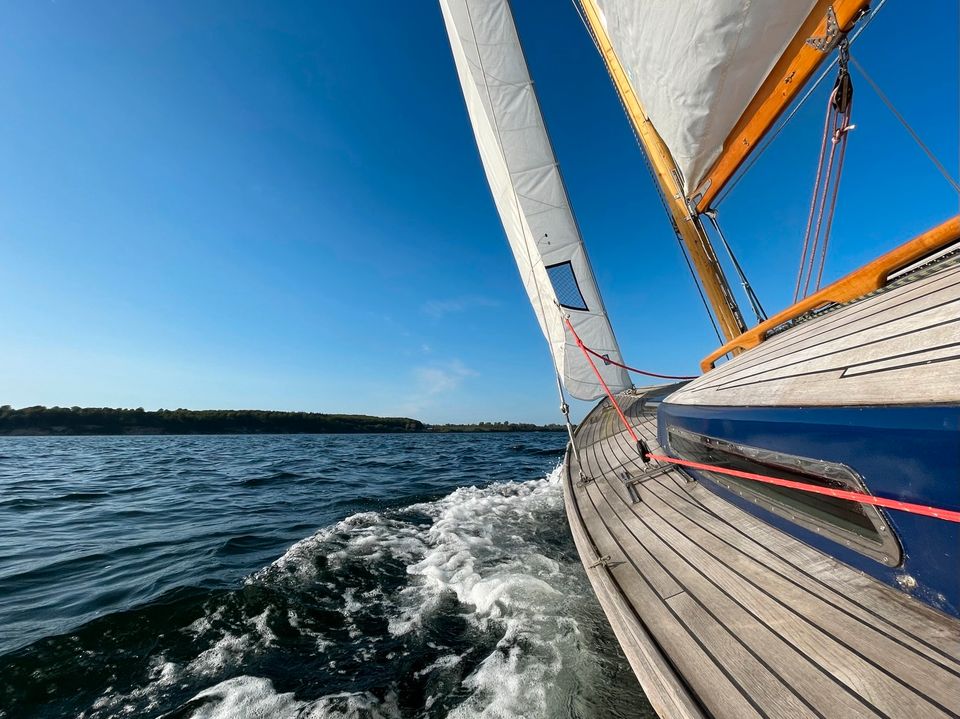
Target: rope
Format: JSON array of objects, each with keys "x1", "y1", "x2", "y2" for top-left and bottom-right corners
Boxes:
[
  {"x1": 795, "y1": 44, "x2": 854, "y2": 303},
  {"x1": 647, "y1": 453, "x2": 960, "y2": 524},
  {"x1": 563, "y1": 316, "x2": 640, "y2": 446},
  {"x1": 579, "y1": 344, "x2": 696, "y2": 380},
  {"x1": 582, "y1": 345, "x2": 699, "y2": 379},
  {"x1": 850, "y1": 55, "x2": 960, "y2": 196}
]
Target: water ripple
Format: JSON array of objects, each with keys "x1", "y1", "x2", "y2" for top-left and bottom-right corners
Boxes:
[{"x1": 0, "y1": 433, "x2": 647, "y2": 719}]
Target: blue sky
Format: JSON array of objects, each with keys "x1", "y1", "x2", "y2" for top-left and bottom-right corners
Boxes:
[{"x1": 0, "y1": 1, "x2": 956, "y2": 423}]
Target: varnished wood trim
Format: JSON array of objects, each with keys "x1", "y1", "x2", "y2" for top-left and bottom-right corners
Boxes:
[
  {"x1": 702, "y1": 214, "x2": 960, "y2": 371},
  {"x1": 694, "y1": 0, "x2": 871, "y2": 211}
]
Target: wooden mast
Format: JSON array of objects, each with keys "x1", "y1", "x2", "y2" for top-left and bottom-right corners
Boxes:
[{"x1": 577, "y1": 0, "x2": 748, "y2": 345}]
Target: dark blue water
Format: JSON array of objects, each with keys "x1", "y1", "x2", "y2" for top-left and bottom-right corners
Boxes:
[{"x1": 0, "y1": 433, "x2": 648, "y2": 718}]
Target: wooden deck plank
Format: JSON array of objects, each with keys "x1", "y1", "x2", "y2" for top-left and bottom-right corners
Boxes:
[
  {"x1": 589, "y1": 444, "x2": 902, "y2": 718},
  {"x1": 562, "y1": 449, "x2": 705, "y2": 719},
  {"x1": 604, "y1": 415, "x2": 960, "y2": 672},
  {"x1": 626, "y1": 408, "x2": 960, "y2": 654},
  {"x1": 569, "y1": 453, "x2": 761, "y2": 718},
  {"x1": 643, "y1": 469, "x2": 960, "y2": 673},
  {"x1": 693, "y1": 263, "x2": 960, "y2": 386},
  {"x1": 667, "y1": 261, "x2": 960, "y2": 406},
  {"x1": 586, "y1": 474, "x2": 867, "y2": 718},
  {"x1": 618, "y1": 483, "x2": 960, "y2": 714},
  {"x1": 642, "y1": 445, "x2": 960, "y2": 658}
]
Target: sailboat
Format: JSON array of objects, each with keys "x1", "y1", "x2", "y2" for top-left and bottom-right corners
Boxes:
[{"x1": 438, "y1": 1, "x2": 960, "y2": 716}]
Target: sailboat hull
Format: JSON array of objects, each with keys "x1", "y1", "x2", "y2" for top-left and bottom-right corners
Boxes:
[
  {"x1": 657, "y1": 256, "x2": 960, "y2": 619},
  {"x1": 657, "y1": 401, "x2": 960, "y2": 617},
  {"x1": 563, "y1": 389, "x2": 960, "y2": 718}
]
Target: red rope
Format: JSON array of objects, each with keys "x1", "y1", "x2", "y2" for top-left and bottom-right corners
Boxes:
[
  {"x1": 579, "y1": 344, "x2": 697, "y2": 380},
  {"x1": 564, "y1": 316, "x2": 960, "y2": 524},
  {"x1": 564, "y1": 317, "x2": 639, "y2": 445},
  {"x1": 647, "y1": 453, "x2": 960, "y2": 524}
]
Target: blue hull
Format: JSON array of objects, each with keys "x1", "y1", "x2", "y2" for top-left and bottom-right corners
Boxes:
[{"x1": 658, "y1": 401, "x2": 960, "y2": 618}]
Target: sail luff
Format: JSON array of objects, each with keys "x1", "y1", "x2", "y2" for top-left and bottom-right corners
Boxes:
[
  {"x1": 693, "y1": 0, "x2": 872, "y2": 211},
  {"x1": 577, "y1": 0, "x2": 748, "y2": 344},
  {"x1": 438, "y1": 0, "x2": 632, "y2": 400}
]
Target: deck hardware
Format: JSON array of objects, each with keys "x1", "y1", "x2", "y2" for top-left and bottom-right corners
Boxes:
[
  {"x1": 576, "y1": 471, "x2": 594, "y2": 487},
  {"x1": 637, "y1": 438, "x2": 652, "y2": 463},
  {"x1": 806, "y1": 5, "x2": 840, "y2": 53},
  {"x1": 626, "y1": 484, "x2": 642, "y2": 504},
  {"x1": 587, "y1": 554, "x2": 612, "y2": 569},
  {"x1": 627, "y1": 464, "x2": 675, "y2": 485}
]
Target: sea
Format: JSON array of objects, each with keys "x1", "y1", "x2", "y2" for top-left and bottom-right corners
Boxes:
[{"x1": 0, "y1": 433, "x2": 651, "y2": 719}]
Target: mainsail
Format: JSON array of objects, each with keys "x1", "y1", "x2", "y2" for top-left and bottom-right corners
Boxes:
[
  {"x1": 590, "y1": 0, "x2": 818, "y2": 197},
  {"x1": 439, "y1": 0, "x2": 631, "y2": 400}
]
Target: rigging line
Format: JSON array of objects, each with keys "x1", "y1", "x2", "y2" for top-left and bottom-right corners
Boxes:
[
  {"x1": 677, "y1": 227, "x2": 725, "y2": 345},
  {"x1": 850, "y1": 55, "x2": 960, "y2": 196},
  {"x1": 578, "y1": 343, "x2": 696, "y2": 380},
  {"x1": 647, "y1": 453, "x2": 960, "y2": 524},
  {"x1": 814, "y1": 115, "x2": 852, "y2": 292},
  {"x1": 704, "y1": 210, "x2": 768, "y2": 323},
  {"x1": 554, "y1": 372, "x2": 587, "y2": 481},
  {"x1": 569, "y1": 0, "x2": 723, "y2": 345},
  {"x1": 714, "y1": 0, "x2": 888, "y2": 207},
  {"x1": 564, "y1": 316, "x2": 642, "y2": 450},
  {"x1": 803, "y1": 89, "x2": 852, "y2": 299},
  {"x1": 794, "y1": 84, "x2": 837, "y2": 302}
]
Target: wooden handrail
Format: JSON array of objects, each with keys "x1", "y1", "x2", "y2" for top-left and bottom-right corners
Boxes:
[{"x1": 701, "y1": 214, "x2": 960, "y2": 372}]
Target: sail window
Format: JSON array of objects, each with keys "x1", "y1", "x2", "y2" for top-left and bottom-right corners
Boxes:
[
  {"x1": 546, "y1": 261, "x2": 588, "y2": 311},
  {"x1": 666, "y1": 426, "x2": 902, "y2": 567}
]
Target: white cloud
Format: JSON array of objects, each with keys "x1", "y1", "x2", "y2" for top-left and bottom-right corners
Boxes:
[
  {"x1": 414, "y1": 360, "x2": 476, "y2": 396},
  {"x1": 421, "y1": 296, "x2": 499, "y2": 319},
  {"x1": 397, "y1": 360, "x2": 478, "y2": 416}
]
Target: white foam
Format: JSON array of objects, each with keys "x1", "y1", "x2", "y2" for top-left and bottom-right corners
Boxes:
[
  {"x1": 84, "y1": 463, "x2": 623, "y2": 718},
  {"x1": 185, "y1": 676, "x2": 400, "y2": 719},
  {"x1": 186, "y1": 608, "x2": 276, "y2": 677}
]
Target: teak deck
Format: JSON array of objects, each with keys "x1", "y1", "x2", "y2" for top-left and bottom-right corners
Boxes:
[
  {"x1": 563, "y1": 392, "x2": 960, "y2": 719},
  {"x1": 671, "y1": 259, "x2": 960, "y2": 407}
]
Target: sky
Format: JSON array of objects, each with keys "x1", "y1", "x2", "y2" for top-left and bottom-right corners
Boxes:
[{"x1": 0, "y1": 1, "x2": 957, "y2": 424}]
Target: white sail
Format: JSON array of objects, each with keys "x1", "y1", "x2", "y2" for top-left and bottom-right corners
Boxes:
[
  {"x1": 593, "y1": 0, "x2": 817, "y2": 196},
  {"x1": 439, "y1": 0, "x2": 631, "y2": 400}
]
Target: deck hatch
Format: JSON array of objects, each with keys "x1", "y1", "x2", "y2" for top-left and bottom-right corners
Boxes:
[{"x1": 666, "y1": 426, "x2": 903, "y2": 567}]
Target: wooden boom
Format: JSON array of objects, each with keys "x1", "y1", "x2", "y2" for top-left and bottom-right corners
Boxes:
[{"x1": 692, "y1": 0, "x2": 872, "y2": 211}]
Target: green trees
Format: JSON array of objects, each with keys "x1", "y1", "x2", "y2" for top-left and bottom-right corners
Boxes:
[{"x1": 0, "y1": 406, "x2": 425, "y2": 435}]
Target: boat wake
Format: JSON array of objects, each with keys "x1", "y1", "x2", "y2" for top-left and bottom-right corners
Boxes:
[{"x1": 3, "y1": 466, "x2": 643, "y2": 718}]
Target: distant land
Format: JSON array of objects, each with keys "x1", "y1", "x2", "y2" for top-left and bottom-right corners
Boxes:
[{"x1": 0, "y1": 406, "x2": 566, "y2": 436}]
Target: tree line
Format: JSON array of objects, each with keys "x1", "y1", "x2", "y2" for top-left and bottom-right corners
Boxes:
[
  {"x1": 0, "y1": 406, "x2": 566, "y2": 435},
  {"x1": 0, "y1": 405, "x2": 423, "y2": 435}
]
